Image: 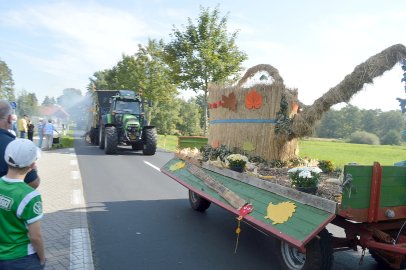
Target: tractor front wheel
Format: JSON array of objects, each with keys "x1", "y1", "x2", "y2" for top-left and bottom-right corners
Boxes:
[
  {"x1": 104, "y1": 126, "x2": 118, "y2": 154},
  {"x1": 142, "y1": 128, "x2": 157, "y2": 155}
]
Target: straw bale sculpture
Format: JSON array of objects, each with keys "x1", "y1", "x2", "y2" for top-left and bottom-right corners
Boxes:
[{"x1": 208, "y1": 44, "x2": 406, "y2": 162}]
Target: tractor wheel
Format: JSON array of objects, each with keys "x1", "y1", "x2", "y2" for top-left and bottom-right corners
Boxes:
[
  {"x1": 189, "y1": 190, "x2": 211, "y2": 212},
  {"x1": 90, "y1": 127, "x2": 99, "y2": 145},
  {"x1": 272, "y1": 229, "x2": 333, "y2": 270},
  {"x1": 99, "y1": 125, "x2": 105, "y2": 149},
  {"x1": 104, "y1": 126, "x2": 118, "y2": 155},
  {"x1": 142, "y1": 128, "x2": 157, "y2": 155}
]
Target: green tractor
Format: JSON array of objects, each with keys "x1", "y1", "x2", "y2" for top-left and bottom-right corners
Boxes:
[{"x1": 90, "y1": 90, "x2": 157, "y2": 155}]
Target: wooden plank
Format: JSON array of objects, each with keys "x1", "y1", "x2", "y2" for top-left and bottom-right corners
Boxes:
[{"x1": 202, "y1": 163, "x2": 338, "y2": 214}]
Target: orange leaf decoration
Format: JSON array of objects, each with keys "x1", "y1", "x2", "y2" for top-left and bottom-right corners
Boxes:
[
  {"x1": 292, "y1": 103, "x2": 299, "y2": 114},
  {"x1": 212, "y1": 140, "x2": 220, "y2": 149},
  {"x1": 222, "y1": 92, "x2": 237, "y2": 111},
  {"x1": 245, "y1": 89, "x2": 263, "y2": 109}
]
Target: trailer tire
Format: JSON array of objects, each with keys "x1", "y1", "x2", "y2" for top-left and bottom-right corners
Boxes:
[
  {"x1": 99, "y1": 125, "x2": 105, "y2": 149},
  {"x1": 273, "y1": 229, "x2": 333, "y2": 270},
  {"x1": 189, "y1": 190, "x2": 211, "y2": 212},
  {"x1": 142, "y1": 128, "x2": 157, "y2": 155},
  {"x1": 104, "y1": 126, "x2": 118, "y2": 155}
]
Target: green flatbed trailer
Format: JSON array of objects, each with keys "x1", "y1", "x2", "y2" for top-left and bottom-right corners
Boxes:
[{"x1": 161, "y1": 158, "x2": 406, "y2": 269}]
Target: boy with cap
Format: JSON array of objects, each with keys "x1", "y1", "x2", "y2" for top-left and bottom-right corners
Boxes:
[{"x1": 0, "y1": 139, "x2": 46, "y2": 269}]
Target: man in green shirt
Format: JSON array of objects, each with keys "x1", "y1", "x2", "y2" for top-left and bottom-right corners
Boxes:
[{"x1": 0, "y1": 139, "x2": 45, "y2": 269}]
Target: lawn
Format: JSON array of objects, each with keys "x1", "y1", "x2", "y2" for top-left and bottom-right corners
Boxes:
[{"x1": 157, "y1": 135, "x2": 406, "y2": 169}]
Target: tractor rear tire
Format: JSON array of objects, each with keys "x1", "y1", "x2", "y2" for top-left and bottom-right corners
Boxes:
[
  {"x1": 104, "y1": 126, "x2": 118, "y2": 154},
  {"x1": 189, "y1": 190, "x2": 211, "y2": 212},
  {"x1": 142, "y1": 128, "x2": 157, "y2": 155},
  {"x1": 272, "y1": 229, "x2": 333, "y2": 270},
  {"x1": 99, "y1": 125, "x2": 105, "y2": 149}
]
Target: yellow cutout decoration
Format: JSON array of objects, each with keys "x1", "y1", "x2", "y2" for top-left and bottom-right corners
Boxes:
[
  {"x1": 169, "y1": 161, "x2": 185, "y2": 171},
  {"x1": 242, "y1": 141, "x2": 255, "y2": 152},
  {"x1": 264, "y1": 201, "x2": 296, "y2": 225}
]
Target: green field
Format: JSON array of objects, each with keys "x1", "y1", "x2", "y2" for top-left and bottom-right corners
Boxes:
[{"x1": 158, "y1": 135, "x2": 406, "y2": 168}]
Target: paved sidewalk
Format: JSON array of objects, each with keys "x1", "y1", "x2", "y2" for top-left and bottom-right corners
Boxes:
[{"x1": 36, "y1": 147, "x2": 94, "y2": 270}]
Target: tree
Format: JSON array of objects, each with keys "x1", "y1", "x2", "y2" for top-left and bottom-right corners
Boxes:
[
  {"x1": 177, "y1": 98, "x2": 202, "y2": 135},
  {"x1": 165, "y1": 5, "x2": 247, "y2": 134},
  {"x1": 0, "y1": 59, "x2": 15, "y2": 100},
  {"x1": 381, "y1": 129, "x2": 402, "y2": 145},
  {"x1": 42, "y1": 96, "x2": 56, "y2": 106},
  {"x1": 89, "y1": 39, "x2": 178, "y2": 122},
  {"x1": 150, "y1": 98, "x2": 180, "y2": 135},
  {"x1": 17, "y1": 90, "x2": 38, "y2": 116}
]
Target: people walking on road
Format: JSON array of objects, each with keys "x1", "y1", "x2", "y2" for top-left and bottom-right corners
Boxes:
[
  {"x1": 27, "y1": 119, "x2": 35, "y2": 141},
  {"x1": 0, "y1": 138, "x2": 46, "y2": 269},
  {"x1": 0, "y1": 100, "x2": 41, "y2": 189},
  {"x1": 44, "y1": 119, "x2": 58, "y2": 150},
  {"x1": 17, "y1": 114, "x2": 28, "y2": 138},
  {"x1": 37, "y1": 118, "x2": 45, "y2": 149}
]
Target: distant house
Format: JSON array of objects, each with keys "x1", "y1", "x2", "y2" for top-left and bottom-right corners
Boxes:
[{"x1": 39, "y1": 105, "x2": 69, "y2": 124}]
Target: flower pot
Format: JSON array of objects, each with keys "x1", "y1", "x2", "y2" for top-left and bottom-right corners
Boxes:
[
  {"x1": 296, "y1": 186, "x2": 318, "y2": 195},
  {"x1": 229, "y1": 165, "x2": 244, "y2": 173}
]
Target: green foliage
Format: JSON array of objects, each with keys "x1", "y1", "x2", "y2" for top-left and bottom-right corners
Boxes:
[
  {"x1": 226, "y1": 154, "x2": 248, "y2": 168},
  {"x1": 318, "y1": 160, "x2": 335, "y2": 173},
  {"x1": 177, "y1": 98, "x2": 202, "y2": 135},
  {"x1": 17, "y1": 91, "x2": 38, "y2": 116},
  {"x1": 164, "y1": 5, "x2": 247, "y2": 134},
  {"x1": 41, "y1": 96, "x2": 56, "y2": 105},
  {"x1": 288, "y1": 169, "x2": 320, "y2": 188},
  {"x1": 201, "y1": 144, "x2": 232, "y2": 162},
  {"x1": 275, "y1": 95, "x2": 293, "y2": 138},
  {"x1": 0, "y1": 59, "x2": 15, "y2": 100},
  {"x1": 316, "y1": 105, "x2": 405, "y2": 141},
  {"x1": 348, "y1": 131, "x2": 380, "y2": 145},
  {"x1": 381, "y1": 129, "x2": 402, "y2": 145},
  {"x1": 268, "y1": 159, "x2": 288, "y2": 168},
  {"x1": 150, "y1": 99, "x2": 180, "y2": 135}
]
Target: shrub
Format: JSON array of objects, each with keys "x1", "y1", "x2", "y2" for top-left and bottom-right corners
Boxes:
[
  {"x1": 348, "y1": 131, "x2": 380, "y2": 145},
  {"x1": 318, "y1": 160, "x2": 335, "y2": 173},
  {"x1": 288, "y1": 167, "x2": 322, "y2": 188},
  {"x1": 381, "y1": 129, "x2": 402, "y2": 145}
]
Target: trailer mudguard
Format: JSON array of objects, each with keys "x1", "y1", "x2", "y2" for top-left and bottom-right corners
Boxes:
[{"x1": 161, "y1": 158, "x2": 336, "y2": 252}]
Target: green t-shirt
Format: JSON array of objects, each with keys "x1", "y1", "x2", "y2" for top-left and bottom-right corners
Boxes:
[{"x1": 0, "y1": 177, "x2": 43, "y2": 260}]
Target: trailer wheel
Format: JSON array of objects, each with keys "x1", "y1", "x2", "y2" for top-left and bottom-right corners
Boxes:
[
  {"x1": 273, "y1": 229, "x2": 333, "y2": 270},
  {"x1": 142, "y1": 128, "x2": 157, "y2": 155},
  {"x1": 99, "y1": 125, "x2": 105, "y2": 149},
  {"x1": 104, "y1": 126, "x2": 118, "y2": 154},
  {"x1": 189, "y1": 190, "x2": 211, "y2": 212}
]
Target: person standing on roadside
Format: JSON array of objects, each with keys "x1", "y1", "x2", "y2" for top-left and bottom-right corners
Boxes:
[
  {"x1": 0, "y1": 100, "x2": 40, "y2": 189},
  {"x1": 0, "y1": 139, "x2": 46, "y2": 269},
  {"x1": 37, "y1": 119, "x2": 45, "y2": 149},
  {"x1": 27, "y1": 119, "x2": 35, "y2": 141},
  {"x1": 17, "y1": 114, "x2": 28, "y2": 138},
  {"x1": 44, "y1": 119, "x2": 57, "y2": 150},
  {"x1": 10, "y1": 114, "x2": 17, "y2": 136}
]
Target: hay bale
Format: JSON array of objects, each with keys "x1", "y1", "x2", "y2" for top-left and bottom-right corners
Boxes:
[{"x1": 208, "y1": 64, "x2": 299, "y2": 161}]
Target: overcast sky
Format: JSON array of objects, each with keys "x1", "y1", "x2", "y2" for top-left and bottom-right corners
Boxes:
[{"x1": 0, "y1": 0, "x2": 405, "y2": 111}]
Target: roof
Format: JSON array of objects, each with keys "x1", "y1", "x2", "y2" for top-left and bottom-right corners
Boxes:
[{"x1": 39, "y1": 105, "x2": 69, "y2": 119}]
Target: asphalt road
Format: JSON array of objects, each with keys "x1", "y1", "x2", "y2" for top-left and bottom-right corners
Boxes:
[{"x1": 74, "y1": 136, "x2": 387, "y2": 270}]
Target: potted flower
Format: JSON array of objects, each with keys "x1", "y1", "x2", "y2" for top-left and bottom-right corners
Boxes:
[
  {"x1": 226, "y1": 154, "x2": 249, "y2": 173},
  {"x1": 288, "y1": 166, "x2": 322, "y2": 194}
]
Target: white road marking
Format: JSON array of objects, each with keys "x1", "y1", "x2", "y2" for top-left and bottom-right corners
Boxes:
[
  {"x1": 70, "y1": 228, "x2": 94, "y2": 270},
  {"x1": 71, "y1": 189, "x2": 83, "y2": 205},
  {"x1": 144, "y1": 161, "x2": 160, "y2": 171}
]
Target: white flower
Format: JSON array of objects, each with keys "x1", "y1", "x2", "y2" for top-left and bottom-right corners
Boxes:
[
  {"x1": 226, "y1": 154, "x2": 248, "y2": 162},
  {"x1": 299, "y1": 170, "x2": 312, "y2": 179}
]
